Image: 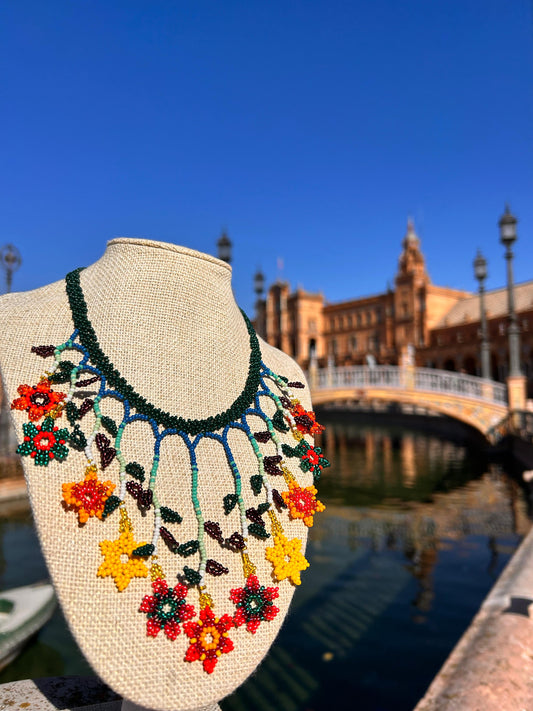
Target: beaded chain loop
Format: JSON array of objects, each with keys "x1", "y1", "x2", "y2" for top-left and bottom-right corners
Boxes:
[{"x1": 11, "y1": 268, "x2": 331, "y2": 675}]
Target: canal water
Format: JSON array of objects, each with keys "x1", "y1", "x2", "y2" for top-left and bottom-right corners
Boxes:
[{"x1": 0, "y1": 413, "x2": 530, "y2": 711}]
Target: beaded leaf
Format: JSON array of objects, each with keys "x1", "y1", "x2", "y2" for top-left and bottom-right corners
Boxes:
[{"x1": 31, "y1": 345, "x2": 56, "y2": 358}]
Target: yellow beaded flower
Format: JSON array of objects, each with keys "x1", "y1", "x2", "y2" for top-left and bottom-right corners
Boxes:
[
  {"x1": 265, "y1": 533, "x2": 309, "y2": 585},
  {"x1": 97, "y1": 529, "x2": 149, "y2": 591},
  {"x1": 281, "y1": 480, "x2": 325, "y2": 528}
]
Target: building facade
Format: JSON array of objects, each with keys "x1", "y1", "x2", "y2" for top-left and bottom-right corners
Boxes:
[{"x1": 256, "y1": 221, "x2": 533, "y2": 393}]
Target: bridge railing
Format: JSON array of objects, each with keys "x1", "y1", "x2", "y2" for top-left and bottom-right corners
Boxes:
[
  {"x1": 312, "y1": 365, "x2": 507, "y2": 405},
  {"x1": 317, "y1": 365, "x2": 402, "y2": 389},
  {"x1": 415, "y1": 368, "x2": 507, "y2": 404}
]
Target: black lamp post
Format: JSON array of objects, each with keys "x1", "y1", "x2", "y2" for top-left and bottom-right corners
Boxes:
[
  {"x1": 217, "y1": 231, "x2": 232, "y2": 264},
  {"x1": 253, "y1": 268, "x2": 265, "y2": 338},
  {"x1": 254, "y1": 268, "x2": 265, "y2": 298},
  {"x1": 499, "y1": 205, "x2": 521, "y2": 377},
  {"x1": 0, "y1": 244, "x2": 22, "y2": 294},
  {"x1": 473, "y1": 250, "x2": 491, "y2": 380}
]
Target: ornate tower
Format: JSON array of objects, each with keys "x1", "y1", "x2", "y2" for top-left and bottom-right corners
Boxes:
[{"x1": 394, "y1": 219, "x2": 430, "y2": 350}]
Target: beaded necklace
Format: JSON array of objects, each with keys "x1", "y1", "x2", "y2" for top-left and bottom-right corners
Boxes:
[{"x1": 12, "y1": 268, "x2": 329, "y2": 675}]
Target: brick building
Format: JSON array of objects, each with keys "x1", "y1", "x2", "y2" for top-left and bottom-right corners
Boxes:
[{"x1": 256, "y1": 220, "x2": 533, "y2": 392}]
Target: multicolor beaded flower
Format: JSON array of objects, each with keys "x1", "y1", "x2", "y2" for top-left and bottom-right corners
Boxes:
[
  {"x1": 17, "y1": 416, "x2": 70, "y2": 466},
  {"x1": 230, "y1": 575, "x2": 279, "y2": 634},
  {"x1": 281, "y1": 480, "x2": 325, "y2": 528},
  {"x1": 11, "y1": 380, "x2": 65, "y2": 421},
  {"x1": 62, "y1": 465, "x2": 115, "y2": 524},
  {"x1": 97, "y1": 515, "x2": 149, "y2": 592},
  {"x1": 265, "y1": 533, "x2": 309, "y2": 585},
  {"x1": 139, "y1": 578, "x2": 196, "y2": 641},
  {"x1": 283, "y1": 440, "x2": 330, "y2": 482},
  {"x1": 183, "y1": 606, "x2": 234, "y2": 674},
  {"x1": 291, "y1": 402, "x2": 325, "y2": 436}
]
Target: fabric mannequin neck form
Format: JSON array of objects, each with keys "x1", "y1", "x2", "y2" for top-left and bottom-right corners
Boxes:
[{"x1": 0, "y1": 238, "x2": 327, "y2": 711}]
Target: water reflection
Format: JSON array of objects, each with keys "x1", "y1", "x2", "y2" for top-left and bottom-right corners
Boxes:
[
  {"x1": 0, "y1": 415, "x2": 530, "y2": 711},
  {"x1": 223, "y1": 416, "x2": 530, "y2": 711}
]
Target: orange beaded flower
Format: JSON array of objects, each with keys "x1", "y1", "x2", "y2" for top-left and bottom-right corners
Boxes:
[
  {"x1": 291, "y1": 402, "x2": 325, "y2": 436},
  {"x1": 11, "y1": 380, "x2": 65, "y2": 421},
  {"x1": 62, "y1": 465, "x2": 115, "y2": 524},
  {"x1": 281, "y1": 480, "x2": 325, "y2": 527},
  {"x1": 183, "y1": 606, "x2": 234, "y2": 674}
]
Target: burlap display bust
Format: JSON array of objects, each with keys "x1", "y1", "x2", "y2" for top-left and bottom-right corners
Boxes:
[{"x1": 0, "y1": 239, "x2": 325, "y2": 711}]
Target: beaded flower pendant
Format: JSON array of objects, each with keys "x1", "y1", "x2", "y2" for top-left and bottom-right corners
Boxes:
[{"x1": 12, "y1": 268, "x2": 330, "y2": 675}]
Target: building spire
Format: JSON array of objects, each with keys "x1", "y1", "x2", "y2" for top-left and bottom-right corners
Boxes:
[
  {"x1": 403, "y1": 217, "x2": 419, "y2": 249},
  {"x1": 398, "y1": 217, "x2": 427, "y2": 281}
]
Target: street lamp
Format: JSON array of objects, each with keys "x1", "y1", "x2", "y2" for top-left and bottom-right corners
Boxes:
[
  {"x1": 217, "y1": 231, "x2": 232, "y2": 264},
  {"x1": 0, "y1": 244, "x2": 22, "y2": 294},
  {"x1": 253, "y1": 268, "x2": 265, "y2": 297},
  {"x1": 473, "y1": 250, "x2": 491, "y2": 380},
  {"x1": 253, "y1": 268, "x2": 266, "y2": 338},
  {"x1": 499, "y1": 205, "x2": 521, "y2": 377}
]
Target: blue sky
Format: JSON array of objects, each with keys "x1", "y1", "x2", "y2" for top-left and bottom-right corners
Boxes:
[{"x1": 1, "y1": 0, "x2": 532, "y2": 315}]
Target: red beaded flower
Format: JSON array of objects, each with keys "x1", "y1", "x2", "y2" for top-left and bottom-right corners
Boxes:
[
  {"x1": 183, "y1": 606, "x2": 234, "y2": 674},
  {"x1": 291, "y1": 402, "x2": 325, "y2": 436},
  {"x1": 139, "y1": 578, "x2": 195, "y2": 641},
  {"x1": 11, "y1": 380, "x2": 65, "y2": 421},
  {"x1": 230, "y1": 575, "x2": 279, "y2": 634},
  {"x1": 17, "y1": 416, "x2": 70, "y2": 466}
]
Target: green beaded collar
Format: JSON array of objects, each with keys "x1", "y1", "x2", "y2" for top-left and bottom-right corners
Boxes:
[{"x1": 65, "y1": 268, "x2": 262, "y2": 434}]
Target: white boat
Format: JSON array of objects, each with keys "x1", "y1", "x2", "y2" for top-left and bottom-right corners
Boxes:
[{"x1": 0, "y1": 582, "x2": 56, "y2": 670}]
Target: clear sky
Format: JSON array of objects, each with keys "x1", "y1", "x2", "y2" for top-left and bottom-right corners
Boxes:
[{"x1": 1, "y1": 0, "x2": 532, "y2": 315}]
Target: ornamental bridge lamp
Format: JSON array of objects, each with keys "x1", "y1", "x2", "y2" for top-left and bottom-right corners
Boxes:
[
  {"x1": 254, "y1": 268, "x2": 266, "y2": 339},
  {"x1": 0, "y1": 244, "x2": 22, "y2": 294},
  {"x1": 499, "y1": 206, "x2": 520, "y2": 377},
  {"x1": 0, "y1": 245, "x2": 22, "y2": 452},
  {"x1": 499, "y1": 205, "x2": 527, "y2": 412},
  {"x1": 217, "y1": 231, "x2": 232, "y2": 264},
  {"x1": 473, "y1": 250, "x2": 491, "y2": 380}
]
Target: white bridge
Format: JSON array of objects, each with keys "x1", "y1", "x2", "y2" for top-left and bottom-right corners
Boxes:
[{"x1": 309, "y1": 365, "x2": 509, "y2": 440}]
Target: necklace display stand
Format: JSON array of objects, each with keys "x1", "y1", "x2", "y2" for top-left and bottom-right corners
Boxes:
[
  {"x1": 0, "y1": 239, "x2": 328, "y2": 711},
  {"x1": 121, "y1": 700, "x2": 220, "y2": 711}
]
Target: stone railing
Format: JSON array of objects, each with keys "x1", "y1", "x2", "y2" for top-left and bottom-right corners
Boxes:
[
  {"x1": 316, "y1": 365, "x2": 402, "y2": 390},
  {"x1": 415, "y1": 367, "x2": 508, "y2": 404},
  {"x1": 311, "y1": 365, "x2": 508, "y2": 406}
]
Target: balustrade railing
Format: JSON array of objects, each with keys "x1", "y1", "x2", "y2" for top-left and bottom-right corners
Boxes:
[
  {"x1": 317, "y1": 365, "x2": 402, "y2": 389},
  {"x1": 311, "y1": 365, "x2": 507, "y2": 405},
  {"x1": 415, "y1": 368, "x2": 507, "y2": 404}
]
